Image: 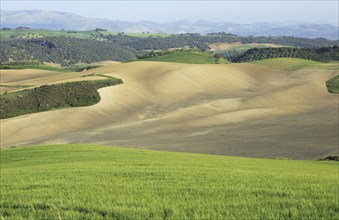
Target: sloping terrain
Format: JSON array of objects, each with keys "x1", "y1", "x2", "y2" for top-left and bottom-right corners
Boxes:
[
  {"x1": 137, "y1": 51, "x2": 218, "y2": 64},
  {"x1": 0, "y1": 68, "x2": 107, "y2": 93},
  {"x1": 0, "y1": 60, "x2": 338, "y2": 159},
  {"x1": 0, "y1": 37, "x2": 137, "y2": 65},
  {"x1": 1, "y1": 145, "x2": 337, "y2": 219},
  {"x1": 208, "y1": 42, "x2": 288, "y2": 52},
  {"x1": 231, "y1": 46, "x2": 339, "y2": 63},
  {"x1": 0, "y1": 78, "x2": 122, "y2": 119},
  {"x1": 2, "y1": 10, "x2": 338, "y2": 39}
]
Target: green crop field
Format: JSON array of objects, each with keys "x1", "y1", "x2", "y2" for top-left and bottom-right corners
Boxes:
[
  {"x1": 251, "y1": 58, "x2": 338, "y2": 70},
  {"x1": 138, "y1": 51, "x2": 218, "y2": 64},
  {"x1": 1, "y1": 145, "x2": 338, "y2": 219}
]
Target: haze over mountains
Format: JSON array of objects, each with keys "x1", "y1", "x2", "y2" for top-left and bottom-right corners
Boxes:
[{"x1": 1, "y1": 10, "x2": 338, "y2": 40}]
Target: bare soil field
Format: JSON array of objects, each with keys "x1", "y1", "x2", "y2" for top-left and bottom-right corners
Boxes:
[
  {"x1": 1, "y1": 61, "x2": 337, "y2": 159},
  {"x1": 0, "y1": 69, "x2": 105, "y2": 93},
  {"x1": 209, "y1": 42, "x2": 288, "y2": 51}
]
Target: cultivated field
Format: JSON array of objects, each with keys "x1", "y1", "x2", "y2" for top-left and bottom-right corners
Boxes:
[
  {"x1": 1, "y1": 144, "x2": 338, "y2": 219},
  {"x1": 138, "y1": 51, "x2": 220, "y2": 64},
  {"x1": 0, "y1": 59, "x2": 338, "y2": 159},
  {"x1": 208, "y1": 42, "x2": 290, "y2": 52},
  {"x1": 0, "y1": 67, "x2": 107, "y2": 94}
]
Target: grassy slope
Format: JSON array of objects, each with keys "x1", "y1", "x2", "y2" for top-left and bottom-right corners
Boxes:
[
  {"x1": 138, "y1": 51, "x2": 217, "y2": 64},
  {"x1": 251, "y1": 58, "x2": 338, "y2": 70},
  {"x1": 1, "y1": 145, "x2": 338, "y2": 219},
  {"x1": 326, "y1": 75, "x2": 339, "y2": 93}
]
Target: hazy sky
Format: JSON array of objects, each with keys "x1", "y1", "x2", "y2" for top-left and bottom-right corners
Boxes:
[{"x1": 1, "y1": 1, "x2": 338, "y2": 24}]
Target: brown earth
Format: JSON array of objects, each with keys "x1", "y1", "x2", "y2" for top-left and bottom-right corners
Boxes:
[
  {"x1": 0, "y1": 69, "x2": 105, "y2": 93},
  {"x1": 0, "y1": 61, "x2": 337, "y2": 159},
  {"x1": 208, "y1": 42, "x2": 287, "y2": 51}
]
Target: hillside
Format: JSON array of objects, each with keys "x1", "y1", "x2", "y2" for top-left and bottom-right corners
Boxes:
[
  {"x1": 1, "y1": 30, "x2": 338, "y2": 65},
  {"x1": 137, "y1": 50, "x2": 219, "y2": 64},
  {"x1": 231, "y1": 46, "x2": 339, "y2": 62},
  {"x1": 1, "y1": 144, "x2": 338, "y2": 219},
  {"x1": 2, "y1": 29, "x2": 337, "y2": 49},
  {"x1": 0, "y1": 29, "x2": 107, "y2": 40},
  {"x1": 250, "y1": 58, "x2": 335, "y2": 70},
  {"x1": 0, "y1": 29, "x2": 170, "y2": 40},
  {"x1": 107, "y1": 33, "x2": 338, "y2": 49},
  {"x1": 208, "y1": 42, "x2": 291, "y2": 52},
  {"x1": 0, "y1": 77, "x2": 122, "y2": 119},
  {"x1": 210, "y1": 42, "x2": 293, "y2": 59},
  {"x1": 2, "y1": 5, "x2": 339, "y2": 220},
  {"x1": 1, "y1": 10, "x2": 338, "y2": 39},
  {"x1": 0, "y1": 37, "x2": 137, "y2": 65},
  {"x1": 1, "y1": 61, "x2": 337, "y2": 159}
]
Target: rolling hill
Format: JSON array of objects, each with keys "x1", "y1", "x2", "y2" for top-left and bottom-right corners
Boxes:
[
  {"x1": 0, "y1": 77, "x2": 123, "y2": 119},
  {"x1": 250, "y1": 58, "x2": 337, "y2": 70},
  {"x1": 1, "y1": 6, "x2": 339, "y2": 220},
  {"x1": 1, "y1": 144, "x2": 337, "y2": 219},
  {"x1": 1, "y1": 59, "x2": 337, "y2": 159},
  {"x1": 1, "y1": 28, "x2": 338, "y2": 66},
  {"x1": 0, "y1": 37, "x2": 137, "y2": 65},
  {"x1": 1, "y1": 10, "x2": 338, "y2": 39}
]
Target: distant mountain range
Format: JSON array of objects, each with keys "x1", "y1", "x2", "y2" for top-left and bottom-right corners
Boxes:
[{"x1": 1, "y1": 10, "x2": 338, "y2": 40}]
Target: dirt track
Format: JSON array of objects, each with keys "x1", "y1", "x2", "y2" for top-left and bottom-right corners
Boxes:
[{"x1": 1, "y1": 61, "x2": 338, "y2": 159}]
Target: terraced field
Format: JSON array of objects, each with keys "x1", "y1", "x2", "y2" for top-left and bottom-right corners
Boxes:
[{"x1": 1, "y1": 59, "x2": 337, "y2": 159}]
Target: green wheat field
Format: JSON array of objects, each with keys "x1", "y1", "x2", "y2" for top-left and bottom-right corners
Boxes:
[{"x1": 1, "y1": 145, "x2": 338, "y2": 219}]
